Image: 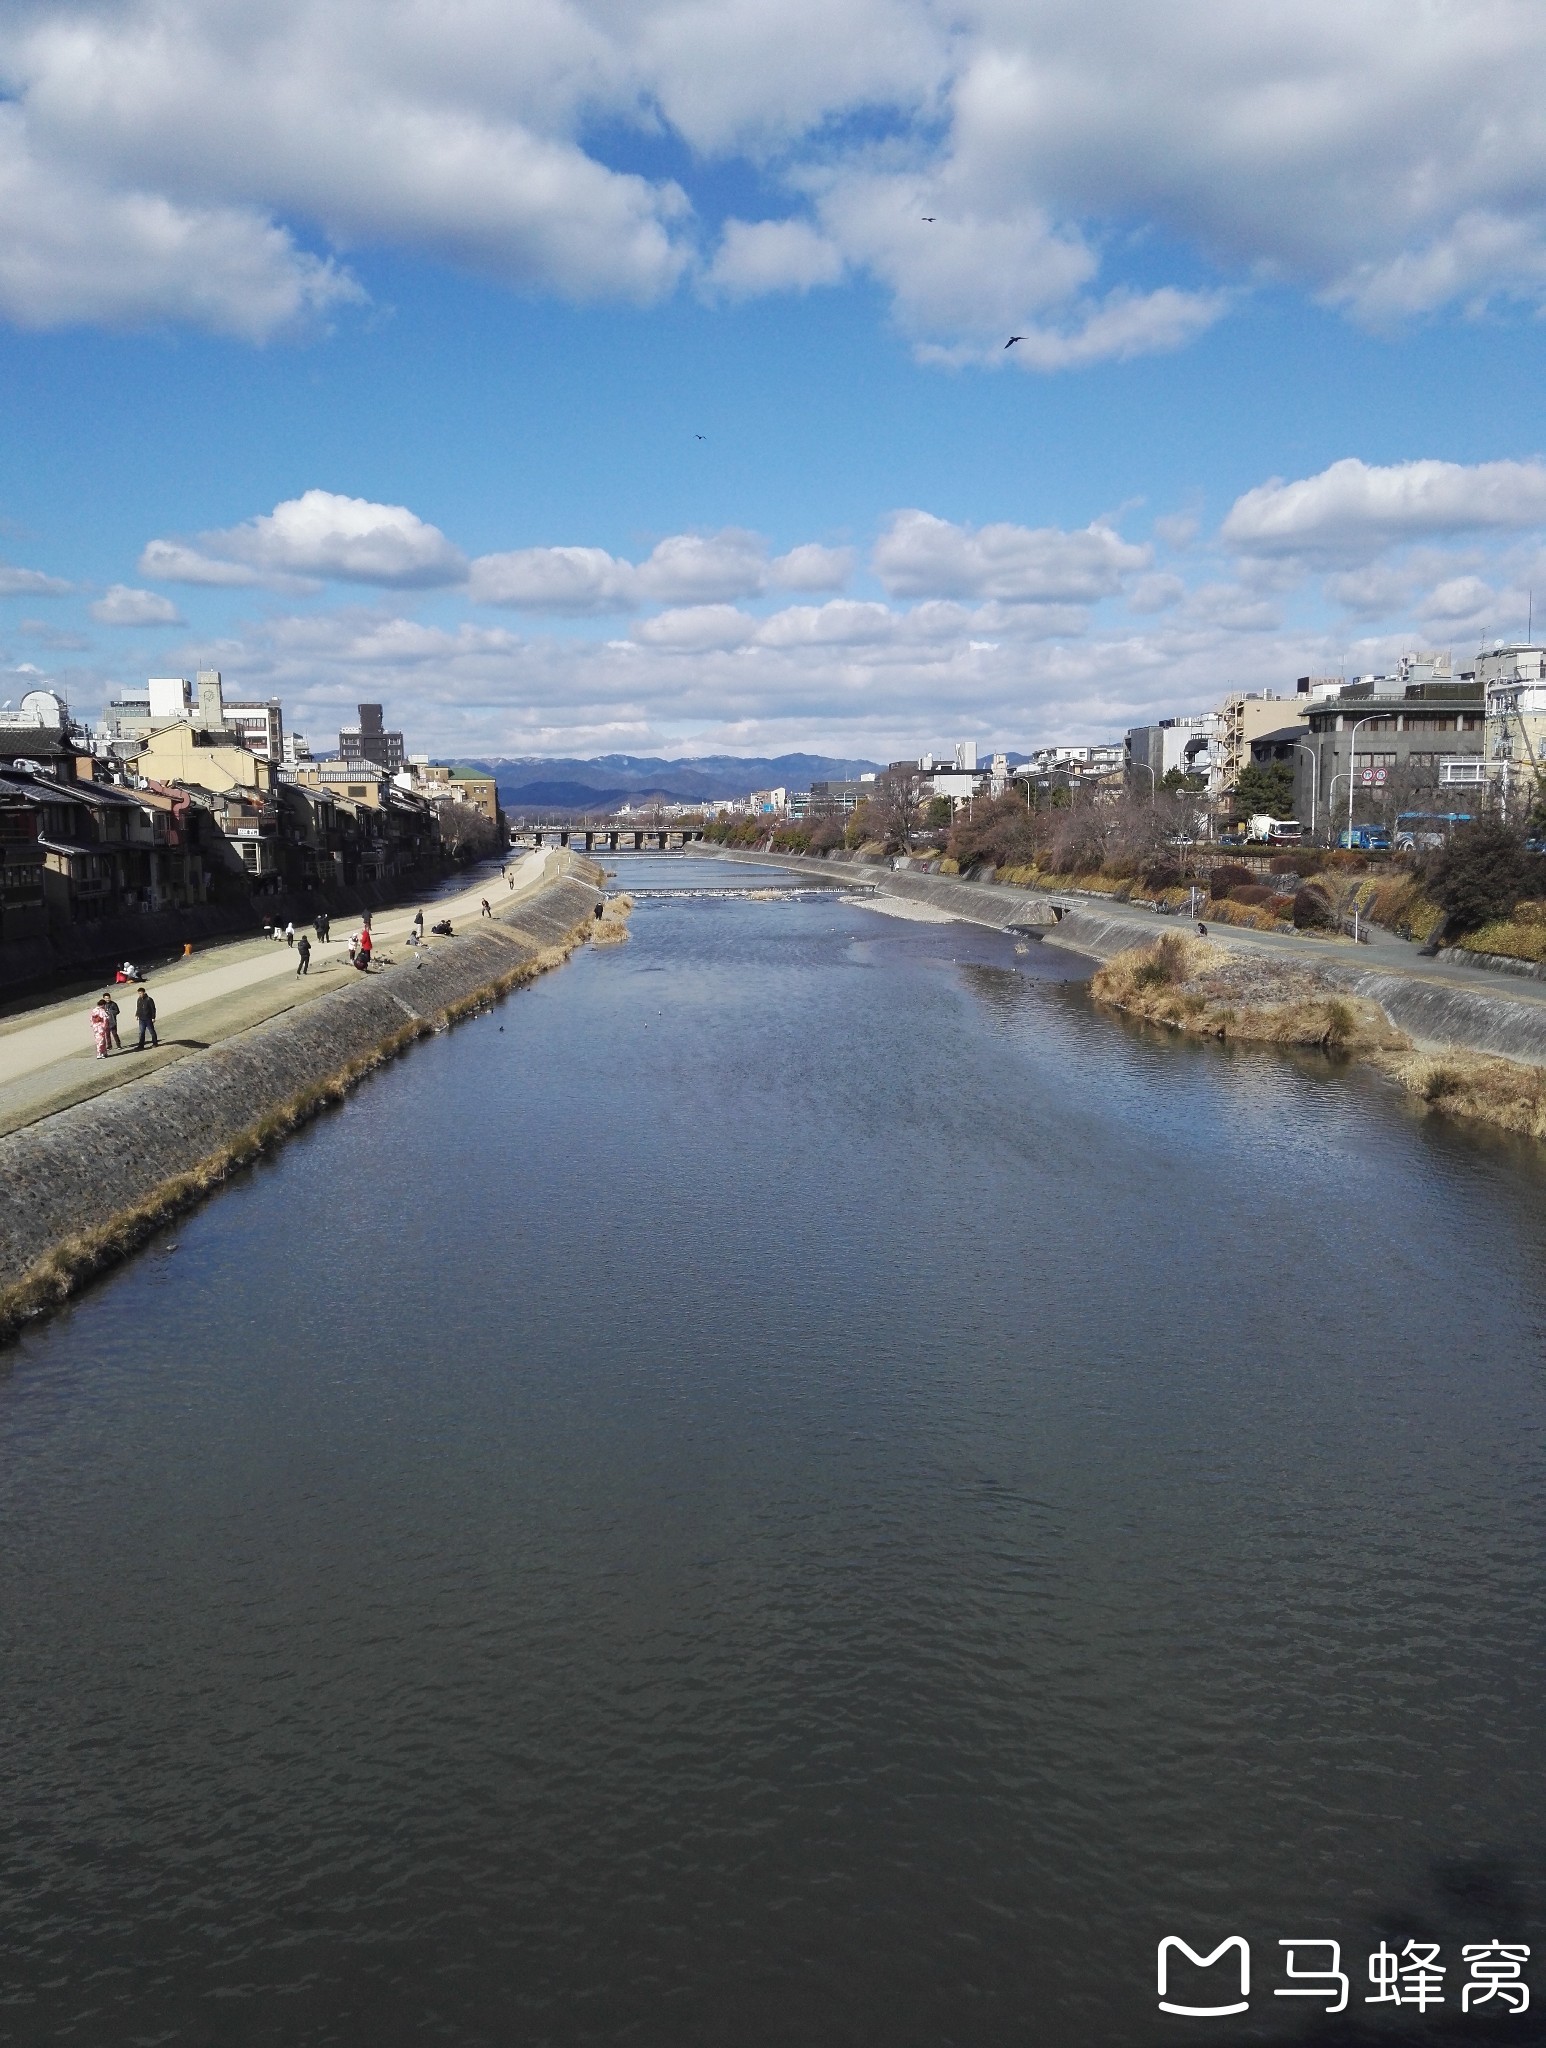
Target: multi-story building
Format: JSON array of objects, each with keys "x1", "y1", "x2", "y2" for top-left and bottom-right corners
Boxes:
[
  {"x1": 1295, "y1": 672, "x2": 1485, "y2": 838},
  {"x1": 1216, "y1": 691, "x2": 1308, "y2": 799},
  {"x1": 339, "y1": 702, "x2": 405, "y2": 774},
  {"x1": 223, "y1": 697, "x2": 284, "y2": 764},
  {"x1": 1476, "y1": 644, "x2": 1546, "y2": 816},
  {"x1": 1124, "y1": 713, "x2": 1220, "y2": 789}
]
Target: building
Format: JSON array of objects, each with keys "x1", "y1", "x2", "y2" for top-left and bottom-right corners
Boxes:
[
  {"x1": 803, "y1": 775, "x2": 877, "y2": 816},
  {"x1": 223, "y1": 697, "x2": 284, "y2": 764},
  {"x1": 411, "y1": 762, "x2": 501, "y2": 825},
  {"x1": 1124, "y1": 713, "x2": 1220, "y2": 789},
  {"x1": 0, "y1": 789, "x2": 47, "y2": 942},
  {"x1": 1217, "y1": 692, "x2": 1308, "y2": 798},
  {"x1": 1476, "y1": 644, "x2": 1546, "y2": 816},
  {"x1": 1296, "y1": 671, "x2": 1485, "y2": 838},
  {"x1": 339, "y1": 702, "x2": 405, "y2": 774}
]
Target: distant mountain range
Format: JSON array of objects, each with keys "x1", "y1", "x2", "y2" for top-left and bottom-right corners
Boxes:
[{"x1": 473, "y1": 753, "x2": 883, "y2": 813}]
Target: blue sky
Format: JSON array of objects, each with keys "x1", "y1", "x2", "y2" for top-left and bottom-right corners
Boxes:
[{"x1": 4, "y1": 0, "x2": 1546, "y2": 759}]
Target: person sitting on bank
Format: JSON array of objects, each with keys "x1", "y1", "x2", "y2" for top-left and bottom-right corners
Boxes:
[{"x1": 135, "y1": 984, "x2": 158, "y2": 1050}]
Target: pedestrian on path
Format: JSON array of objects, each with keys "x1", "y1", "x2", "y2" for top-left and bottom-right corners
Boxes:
[
  {"x1": 101, "y1": 990, "x2": 122, "y2": 1050},
  {"x1": 481, "y1": 897, "x2": 492, "y2": 917},
  {"x1": 284, "y1": 920, "x2": 295, "y2": 947},
  {"x1": 357, "y1": 926, "x2": 373, "y2": 971},
  {"x1": 316, "y1": 910, "x2": 330, "y2": 943},
  {"x1": 412, "y1": 907, "x2": 424, "y2": 941},
  {"x1": 347, "y1": 931, "x2": 359, "y2": 965},
  {"x1": 135, "y1": 984, "x2": 158, "y2": 1049},
  {"x1": 296, "y1": 933, "x2": 311, "y2": 976},
  {"x1": 89, "y1": 996, "x2": 114, "y2": 1059}
]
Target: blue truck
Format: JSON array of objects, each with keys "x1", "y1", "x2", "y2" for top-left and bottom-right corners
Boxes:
[{"x1": 1336, "y1": 825, "x2": 1392, "y2": 852}]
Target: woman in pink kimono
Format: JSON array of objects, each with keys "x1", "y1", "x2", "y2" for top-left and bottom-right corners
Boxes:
[{"x1": 89, "y1": 997, "x2": 114, "y2": 1059}]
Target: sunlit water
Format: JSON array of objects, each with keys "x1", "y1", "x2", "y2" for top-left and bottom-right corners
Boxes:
[{"x1": 3, "y1": 853, "x2": 1544, "y2": 2046}]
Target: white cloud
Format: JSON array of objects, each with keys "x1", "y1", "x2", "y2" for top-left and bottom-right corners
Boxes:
[
  {"x1": 0, "y1": 560, "x2": 72, "y2": 597},
  {"x1": 470, "y1": 528, "x2": 819, "y2": 611},
  {"x1": 873, "y1": 508, "x2": 1148, "y2": 601},
  {"x1": 0, "y1": 105, "x2": 360, "y2": 339},
  {"x1": 1127, "y1": 572, "x2": 1185, "y2": 614},
  {"x1": 143, "y1": 491, "x2": 467, "y2": 588},
  {"x1": 768, "y1": 543, "x2": 854, "y2": 591},
  {"x1": 1418, "y1": 575, "x2": 1498, "y2": 624},
  {"x1": 635, "y1": 604, "x2": 756, "y2": 650},
  {"x1": 1222, "y1": 458, "x2": 1546, "y2": 564},
  {"x1": 89, "y1": 584, "x2": 184, "y2": 626},
  {"x1": 9, "y1": 1, "x2": 1546, "y2": 354},
  {"x1": 708, "y1": 218, "x2": 844, "y2": 298}
]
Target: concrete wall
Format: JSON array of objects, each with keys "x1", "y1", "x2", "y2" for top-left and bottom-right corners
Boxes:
[{"x1": 0, "y1": 857, "x2": 603, "y2": 1335}]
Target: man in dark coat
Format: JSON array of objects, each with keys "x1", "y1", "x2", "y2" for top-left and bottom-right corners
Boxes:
[{"x1": 134, "y1": 984, "x2": 158, "y2": 1050}]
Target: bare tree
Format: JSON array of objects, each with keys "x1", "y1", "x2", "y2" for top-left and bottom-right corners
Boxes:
[{"x1": 872, "y1": 768, "x2": 926, "y2": 852}]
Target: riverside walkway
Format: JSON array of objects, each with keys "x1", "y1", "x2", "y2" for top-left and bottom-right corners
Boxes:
[{"x1": 0, "y1": 850, "x2": 558, "y2": 1138}]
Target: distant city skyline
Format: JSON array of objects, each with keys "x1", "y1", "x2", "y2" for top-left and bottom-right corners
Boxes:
[{"x1": 4, "y1": 1, "x2": 1546, "y2": 758}]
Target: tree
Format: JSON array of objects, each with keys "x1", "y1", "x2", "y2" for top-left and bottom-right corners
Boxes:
[
  {"x1": 865, "y1": 768, "x2": 925, "y2": 852},
  {"x1": 1422, "y1": 817, "x2": 1538, "y2": 932},
  {"x1": 437, "y1": 799, "x2": 501, "y2": 860},
  {"x1": 1233, "y1": 759, "x2": 1296, "y2": 820}
]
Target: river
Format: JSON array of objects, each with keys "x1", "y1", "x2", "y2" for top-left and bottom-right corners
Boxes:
[{"x1": 3, "y1": 852, "x2": 1544, "y2": 2046}]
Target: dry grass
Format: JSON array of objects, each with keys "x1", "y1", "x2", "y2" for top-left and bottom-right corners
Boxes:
[
  {"x1": 1091, "y1": 934, "x2": 1398, "y2": 1048},
  {"x1": 1378, "y1": 1049, "x2": 1546, "y2": 1140},
  {"x1": 589, "y1": 893, "x2": 634, "y2": 947},
  {"x1": 1457, "y1": 900, "x2": 1546, "y2": 964}
]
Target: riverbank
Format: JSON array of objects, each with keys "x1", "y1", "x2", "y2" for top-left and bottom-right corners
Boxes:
[
  {"x1": 1092, "y1": 931, "x2": 1546, "y2": 1142},
  {"x1": 708, "y1": 847, "x2": 1546, "y2": 1146},
  {"x1": 0, "y1": 854, "x2": 606, "y2": 1344}
]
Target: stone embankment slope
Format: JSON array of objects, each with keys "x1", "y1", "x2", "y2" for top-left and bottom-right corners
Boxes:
[{"x1": 0, "y1": 854, "x2": 605, "y2": 1342}]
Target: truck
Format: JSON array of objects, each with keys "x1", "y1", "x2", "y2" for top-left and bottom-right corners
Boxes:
[
  {"x1": 1336, "y1": 825, "x2": 1391, "y2": 852},
  {"x1": 1245, "y1": 815, "x2": 1303, "y2": 844}
]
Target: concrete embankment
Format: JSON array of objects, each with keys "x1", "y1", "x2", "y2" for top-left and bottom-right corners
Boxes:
[{"x1": 0, "y1": 855, "x2": 604, "y2": 1342}]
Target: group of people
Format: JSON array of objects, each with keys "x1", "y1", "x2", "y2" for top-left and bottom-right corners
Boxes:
[
  {"x1": 85, "y1": 889, "x2": 475, "y2": 1057},
  {"x1": 88, "y1": 983, "x2": 157, "y2": 1059}
]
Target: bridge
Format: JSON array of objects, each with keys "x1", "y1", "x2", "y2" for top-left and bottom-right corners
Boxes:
[{"x1": 508, "y1": 824, "x2": 707, "y2": 852}]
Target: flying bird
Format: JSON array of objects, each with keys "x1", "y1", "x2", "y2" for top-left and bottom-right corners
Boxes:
[
  {"x1": 1005, "y1": 336, "x2": 1025, "y2": 348},
  {"x1": 921, "y1": 215, "x2": 936, "y2": 222},
  {"x1": 695, "y1": 433, "x2": 705, "y2": 440}
]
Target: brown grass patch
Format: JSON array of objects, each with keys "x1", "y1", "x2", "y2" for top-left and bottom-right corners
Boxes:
[
  {"x1": 1377, "y1": 1050, "x2": 1546, "y2": 1140},
  {"x1": 589, "y1": 892, "x2": 634, "y2": 947},
  {"x1": 1091, "y1": 936, "x2": 1397, "y2": 1048}
]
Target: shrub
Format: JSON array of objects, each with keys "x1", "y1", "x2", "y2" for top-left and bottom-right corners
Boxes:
[
  {"x1": 1209, "y1": 863, "x2": 1255, "y2": 899},
  {"x1": 1422, "y1": 818, "x2": 1542, "y2": 933},
  {"x1": 1143, "y1": 861, "x2": 1183, "y2": 892},
  {"x1": 1228, "y1": 883, "x2": 1274, "y2": 907},
  {"x1": 1133, "y1": 932, "x2": 1192, "y2": 988},
  {"x1": 1269, "y1": 854, "x2": 1300, "y2": 874},
  {"x1": 1293, "y1": 883, "x2": 1334, "y2": 929}
]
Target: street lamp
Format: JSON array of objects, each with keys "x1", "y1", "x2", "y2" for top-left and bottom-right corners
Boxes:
[
  {"x1": 1345, "y1": 714, "x2": 1382, "y2": 847},
  {"x1": 1130, "y1": 759, "x2": 1156, "y2": 803},
  {"x1": 1291, "y1": 740, "x2": 1320, "y2": 842}
]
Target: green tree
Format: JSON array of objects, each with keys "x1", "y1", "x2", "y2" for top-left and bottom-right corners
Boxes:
[{"x1": 1233, "y1": 759, "x2": 1296, "y2": 820}]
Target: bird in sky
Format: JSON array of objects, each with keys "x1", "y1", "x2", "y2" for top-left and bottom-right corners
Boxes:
[
  {"x1": 695, "y1": 433, "x2": 705, "y2": 440},
  {"x1": 921, "y1": 215, "x2": 935, "y2": 222},
  {"x1": 1005, "y1": 336, "x2": 1025, "y2": 348}
]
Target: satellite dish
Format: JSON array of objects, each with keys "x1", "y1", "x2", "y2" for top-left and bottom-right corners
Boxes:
[{"x1": 18, "y1": 688, "x2": 65, "y2": 728}]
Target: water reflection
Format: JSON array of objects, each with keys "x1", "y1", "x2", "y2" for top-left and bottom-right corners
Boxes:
[{"x1": 1, "y1": 855, "x2": 1542, "y2": 2047}]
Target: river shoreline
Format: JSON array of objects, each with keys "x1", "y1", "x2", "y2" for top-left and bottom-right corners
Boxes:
[
  {"x1": 707, "y1": 845, "x2": 1546, "y2": 1145},
  {"x1": 0, "y1": 855, "x2": 605, "y2": 1345}
]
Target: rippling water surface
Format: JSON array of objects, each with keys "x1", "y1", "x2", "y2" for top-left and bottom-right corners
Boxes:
[{"x1": 3, "y1": 854, "x2": 1545, "y2": 2046}]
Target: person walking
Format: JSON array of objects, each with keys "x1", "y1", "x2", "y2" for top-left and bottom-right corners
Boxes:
[
  {"x1": 101, "y1": 989, "x2": 123, "y2": 1051},
  {"x1": 89, "y1": 996, "x2": 114, "y2": 1059},
  {"x1": 412, "y1": 907, "x2": 424, "y2": 942},
  {"x1": 316, "y1": 909, "x2": 330, "y2": 943},
  {"x1": 134, "y1": 984, "x2": 158, "y2": 1050},
  {"x1": 480, "y1": 897, "x2": 492, "y2": 917},
  {"x1": 284, "y1": 920, "x2": 295, "y2": 948},
  {"x1": 296, "y1": 933, "x2": 311, "y2": 977}
]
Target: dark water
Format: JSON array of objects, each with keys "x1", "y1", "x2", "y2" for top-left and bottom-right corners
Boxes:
[{"x1": 4, "y1": 853, "x2": 1545, "y2": 2047}]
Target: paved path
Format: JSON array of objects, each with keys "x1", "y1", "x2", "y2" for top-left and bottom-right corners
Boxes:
[{"x1": 0, "y1": 852, "x2": 556, "y2": 1136}]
